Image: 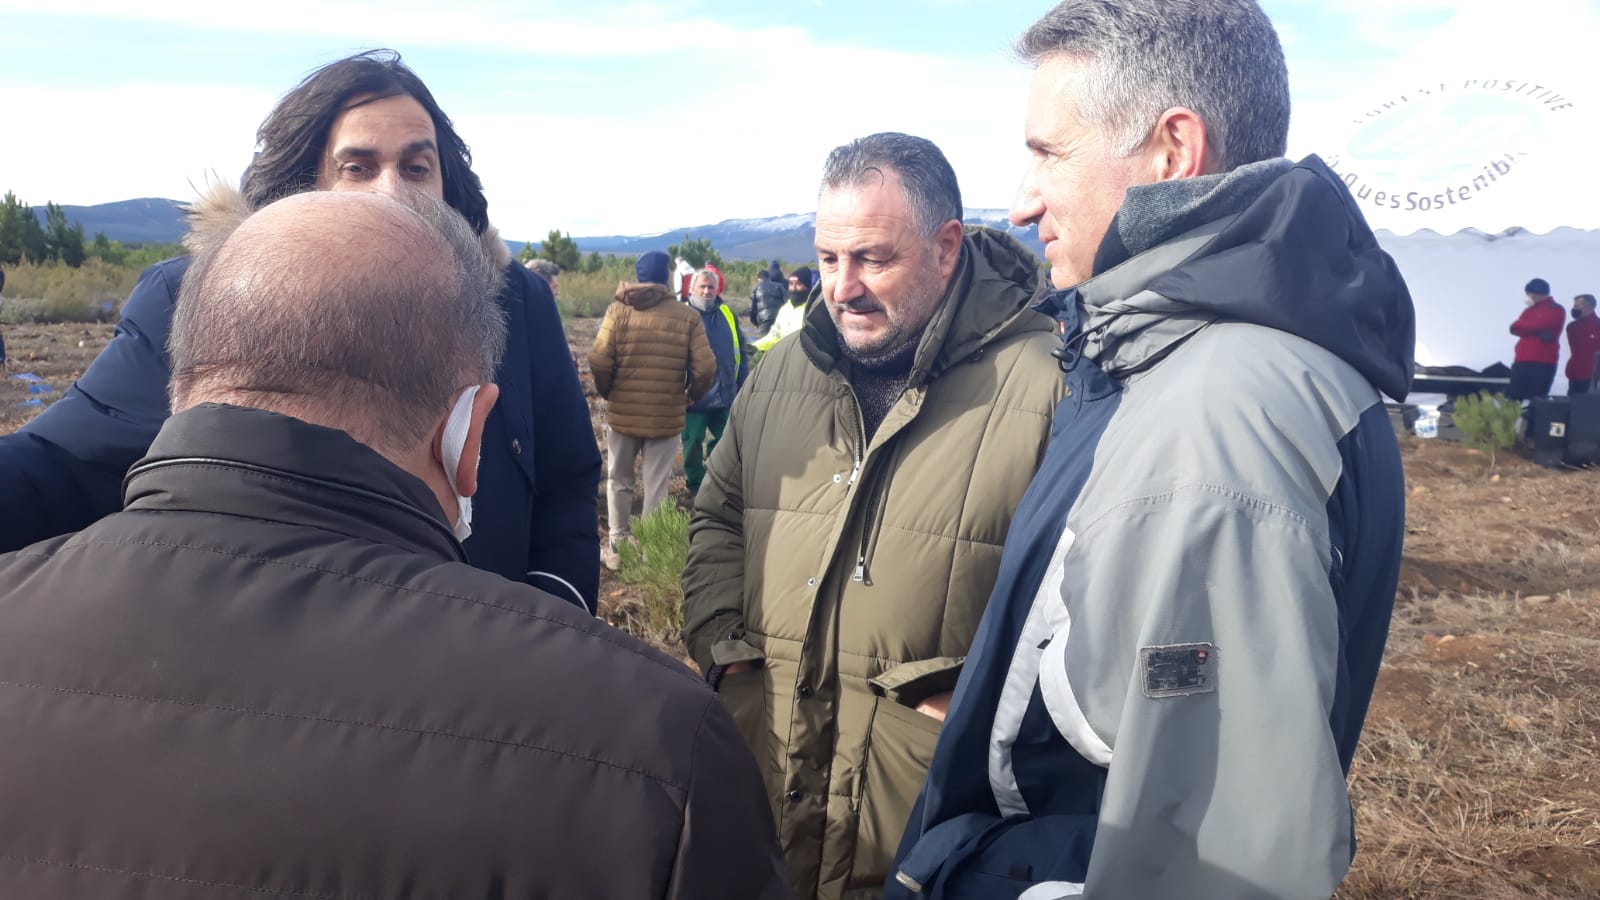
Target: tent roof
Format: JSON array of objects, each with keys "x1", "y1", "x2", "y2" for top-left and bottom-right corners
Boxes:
[{"x1": 1289, "y1": 0, "x2": 1600, "y2": 236}]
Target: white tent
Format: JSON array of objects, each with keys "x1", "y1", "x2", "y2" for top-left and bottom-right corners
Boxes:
[{"x1": 1291, "y1": 0, "x2": 1600, "y2": 387}]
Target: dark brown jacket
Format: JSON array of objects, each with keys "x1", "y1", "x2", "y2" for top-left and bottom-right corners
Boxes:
[
  {"x1": 589, "y1": 282, "x2": 717, "y2": 438},
  {"x1": 0, "y1": 403, "x2": 790, "y2": 900}
]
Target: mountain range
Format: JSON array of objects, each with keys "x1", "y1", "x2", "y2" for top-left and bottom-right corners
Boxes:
[
  {"x1": 44, "y1": 198, "x2": 1045, "y2": 261},
  {"x1": 566, "y1": 210, "x2": 1044, "y2": 262},
  {"x1": 34, "y1": 199, "x2": 191, "y2": 244}
]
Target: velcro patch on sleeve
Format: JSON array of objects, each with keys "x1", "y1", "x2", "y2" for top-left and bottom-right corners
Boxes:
[{"x1": 1140, "y1": 643, "x2": 1217, "y2": 699}]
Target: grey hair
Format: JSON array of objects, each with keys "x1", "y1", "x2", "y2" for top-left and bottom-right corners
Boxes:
[
  {"x1": 170, "y1": 188, "x2": 505, "y2": 455},
  {"x1": 525, "y1": 258, "x2": 559, "y2": 280},
  {"x1": 820, "y1": 132, "x2": 963, "y2": 237},
  {"x1": 1016, "y1": 0, "x2": 1290, "y2": 170}
]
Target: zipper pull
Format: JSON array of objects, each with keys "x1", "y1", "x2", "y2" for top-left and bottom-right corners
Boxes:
[
  {"x1": 853, "y1": 557, "x2": 866, "y2": 582},
  {"x1": 847, "y1": 459, "x2": 861, "y2": 487}
]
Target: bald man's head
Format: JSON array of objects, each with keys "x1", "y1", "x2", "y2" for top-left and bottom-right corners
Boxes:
[{"x1": 170, "y1": 189, "x2": 504, "y2": 456}]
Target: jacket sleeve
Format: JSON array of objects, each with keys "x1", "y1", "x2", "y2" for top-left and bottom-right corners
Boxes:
[
  {"x1": 753, "y1": 314, "x2": 785, "y2": 352},
  {"x1": 666, "y1": 696, "x2": 794, "y2": 900},
  {"x1": 682, "y1": 382, "x2": 761, "y2": 676},
  {"x1": 518, "y1": 271, "x2": 602, "y2": 613},
  {"x1": 686, "y1": 318, "x2": 716, "y2": 404},
  {"x1": 588, "y1": 306, "x2": 618, "y2": 399},
  {"x1": 896, "y1": 489, "x2": 1355, "y2": 900},
  {"x1": 1511, "y1": 305, "x2": 1563, "y2": 342},
  {"x1": 736, "y1": 329, "x2": 752, "y2": 388},
  {"x1": 1061, "y1": 490, "x2": 1352, "y2": 899},
  {"x1": 0, "y1": 259, "x2": 180, "y2": 551},
  {"x1": 1534, "y1": 303, "x2": 1566, "y2": 342}
]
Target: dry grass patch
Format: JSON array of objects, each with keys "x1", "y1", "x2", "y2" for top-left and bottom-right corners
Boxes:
[{"x1": 1340, "y1": 591, "x2": 1600, "y2": 898}]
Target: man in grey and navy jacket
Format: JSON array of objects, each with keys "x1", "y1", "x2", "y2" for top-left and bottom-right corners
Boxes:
[{"x1": 889, "y1": 2, "x2": 1415, "y2": 898}]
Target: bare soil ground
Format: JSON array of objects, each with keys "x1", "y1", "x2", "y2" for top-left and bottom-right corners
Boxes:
[{"x1": 5, "y1": 320, "x2": 1598, "y2": 895}]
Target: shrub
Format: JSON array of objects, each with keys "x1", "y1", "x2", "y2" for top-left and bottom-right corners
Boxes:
[
  {"x1": 615, "y1": 501, "x2": 691, "y2": 642},
  {"x1": 1453, "y1": 391, "x2": 1521, "y2": 476},
  {"x1": 555, "y1": 270, "x2": 625, "y2": 318},
  {"x1": 0, "y1": 259, "x2": 140, "y2": 322}
]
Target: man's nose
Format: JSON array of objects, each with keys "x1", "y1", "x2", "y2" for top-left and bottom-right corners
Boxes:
[
  {"x1": 1010, "y1": 163, "x2": 1045, "y2": 228},
  {"x1": 831, "y1": 260, "x2": 864, "y2": 303},
  {"x1": 371, "y1": 167, "x2": 403, "y2": 198}
]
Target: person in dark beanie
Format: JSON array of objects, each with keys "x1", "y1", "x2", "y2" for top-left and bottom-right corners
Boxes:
[
  {"x1": 788, "y1": 266, "x2": 815, "y2": 301},
  {"x1": 1510, "y1": 277, "x2": 1565, "y2": 399},
  {"x1": 1568, "y1": 293, "x2": 1600, "y2": 395},
  {"x1": 589, "y1": 249, "x2": 716, "y2": 570},
  {"x1": 767, "y1": 259, "x2": 784, "y2": 286},
  {"x1": 753, "y1": 266, "x2": 817, "y2": 352}
]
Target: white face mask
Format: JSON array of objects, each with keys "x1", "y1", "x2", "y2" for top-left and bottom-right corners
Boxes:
[{"x1": 440, "y1": 385, "x2": 480, "y2": 543}]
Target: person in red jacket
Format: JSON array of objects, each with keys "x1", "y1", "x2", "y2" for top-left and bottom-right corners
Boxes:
[
  {"x1": 1568, "y1": 293, "x2": 1600, "y2": 395},
  {"x1": 1509, "y1": 277, "x2": 1565, "y2": 399}
]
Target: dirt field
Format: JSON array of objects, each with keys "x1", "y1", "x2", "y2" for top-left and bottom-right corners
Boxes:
[{"x1": 4, "y1": 320, "x2": 1598, "y2": 896}]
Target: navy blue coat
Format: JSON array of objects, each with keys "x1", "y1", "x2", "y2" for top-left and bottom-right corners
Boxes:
[
  {"x1": 688, "y1": 299, "x2": 750, "y2": 413},
  {"x1": 0, "y1": 256, "x2": 602, "y2": 612}
]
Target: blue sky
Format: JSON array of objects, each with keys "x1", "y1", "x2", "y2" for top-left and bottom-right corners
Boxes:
[{"x1": 0, "y1": 0, "x2": 1464, "y2": 238}]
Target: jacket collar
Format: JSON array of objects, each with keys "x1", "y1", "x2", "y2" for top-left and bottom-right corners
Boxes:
[
  {"x1": 123, "y1": 404, "x2": 463, "y2": 562},
  {"x1": 1040, "y1": 156, "x2": 1417, "y2": 401},
  {"x1": 617, "y1": 283, "x2": 676, "y2": 310},
  {"x1": 799, "y1": 226, "x2": 1048, "y2": 387}
]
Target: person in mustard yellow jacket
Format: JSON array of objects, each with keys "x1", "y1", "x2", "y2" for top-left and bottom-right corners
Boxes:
[{"x1": 589, "y1": 250, "x2": 715, "y2": 569}]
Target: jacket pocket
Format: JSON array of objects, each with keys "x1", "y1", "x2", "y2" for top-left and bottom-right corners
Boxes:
[
  {"x1": 717, "y1": 668, "x2": 769, "y2": 761},
  {"x1": 849, "y1": 695, "x2": 944, "y2": 891},
  {"x1": 717, "y1": 667, "x2": 782, "y2": 816}
]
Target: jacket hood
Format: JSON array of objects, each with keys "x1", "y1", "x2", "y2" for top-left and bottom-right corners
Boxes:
[
  {"x1": 184, "y1": 184, "x2": 516, "y2": 297},
  {"x1": 801, "y1": 226, "x2": 1050, "y2": 386},
  {"x1": 1046, "y1": 155, "x2": 1415, "y2": 402},
  {"x1": 616, "y1": 282, "x2": 676, "y2": 310}
]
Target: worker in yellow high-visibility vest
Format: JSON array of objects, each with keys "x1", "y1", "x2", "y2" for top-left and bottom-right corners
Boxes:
[
  {"x1": 753, "y1": 266, "x2": 815, "y2": 354},
  {"x1": 683, "y1": 268, "x2": 754, "y2": 496}
]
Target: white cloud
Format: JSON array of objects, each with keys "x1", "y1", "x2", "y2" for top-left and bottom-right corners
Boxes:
[
  {"x1": 0, "y1": 4, "x2": 1036, "y2": 237},
  {"x1": 6, "y1": 1, "x2": 1467, "y2": 239},
  {"x1": 460, "y1": 44, "x2": 1034, "y2": 237},
  {"x1": 0, "y1": 0, "x2": 810, "y2": 60},
  {"x1": 0, "y1": 83, "x2": 273, "y2": 210}
]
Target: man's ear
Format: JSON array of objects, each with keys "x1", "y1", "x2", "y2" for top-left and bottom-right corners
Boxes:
[
  {"x1": 934, "y1": 218, "x2": 964, "y2": 280},
  {"x1": 454, "y1": 383, "x2": 499, "y2": 497},
  {"x1": 1146, "y1": 107, "x2": 1214, "y2": 181}
]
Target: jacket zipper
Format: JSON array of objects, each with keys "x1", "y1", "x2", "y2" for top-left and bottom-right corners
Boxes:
[
  {"x1": 855, "y1": 482, "x2": 891, "y2": 584},
  {"x1": 846, "y1": 387, "x2": 869, "y2": 580},
  {"x1": 846, "y1": 386, "x2": 866, "y2": 489},
  {"x1": 854, "y1": 487, "x2": 885, "y2": 583}
]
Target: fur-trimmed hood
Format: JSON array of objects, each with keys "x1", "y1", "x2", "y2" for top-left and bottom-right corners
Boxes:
[{"x1": 183, "y1": 184, "x2": 516, "y2": 296}]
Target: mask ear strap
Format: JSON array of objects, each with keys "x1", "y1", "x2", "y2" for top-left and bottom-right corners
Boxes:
[
  {"x1": 439, "y1": 386, "x2": 481, "y2": 544},
  {"x1": 440, "y1": 385, "x2": 480, "y2": 493}
]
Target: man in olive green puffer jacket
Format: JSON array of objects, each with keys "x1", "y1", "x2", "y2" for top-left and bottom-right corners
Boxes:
[{"x1": 682, "y1": 133, "x2": 1068, "y2": 900}]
